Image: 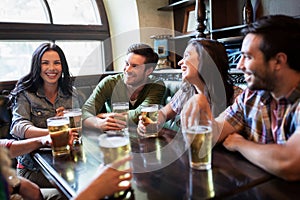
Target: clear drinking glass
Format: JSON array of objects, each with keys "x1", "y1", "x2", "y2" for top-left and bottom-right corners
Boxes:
[
  {"x1": 63, "y1": 108, "x2": 82, "y2": 145},
  {"x1": 47, "y1": 116, "x2": 70, "y2": 157},
  {"x1": 182, "y1": 110, "x2": 212, "y2": 170},
  {"x1": 140, "y1": 104, "x2": 160, "y2": 138},
  {"x1": 112, "y1": 102, "x2": 129, "y2": 132},
  {"x1": 98, "y1": 131, "x2": 132, "y2": 198}
]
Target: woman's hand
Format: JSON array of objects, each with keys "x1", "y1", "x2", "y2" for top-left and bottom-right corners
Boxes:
[
  {"x1": 55, "y1": 107, "x2": 65, "y2": 116},
  {"x1": 137, "y1": 110, "x2": 166, "y2": 137},
  {"x1": 39, "y1": 135, "x2": 52, "y2": 147},
  {"x1": 137, "y1": 115, "x2": 147, "y2": 134},
  {"x1": 181, "y1": 93, "x2": 212, "y2": 129}
]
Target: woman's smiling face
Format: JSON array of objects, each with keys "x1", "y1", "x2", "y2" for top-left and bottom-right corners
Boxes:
[
  {"x1": 40, "y1": 50, "x2": 62, "y2": 86},
  {"x1": 178, "y1": 43, "x2": 200, "y2": 83}
]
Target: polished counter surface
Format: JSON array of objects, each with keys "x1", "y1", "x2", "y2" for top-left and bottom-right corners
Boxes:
[{"x1": 33, "y1": 127, "x2": 300, "y2": 199}]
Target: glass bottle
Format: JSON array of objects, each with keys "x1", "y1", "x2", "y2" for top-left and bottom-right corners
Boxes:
[{"x1": 242, "y1": 0, "x2": 253, "y2": 24}]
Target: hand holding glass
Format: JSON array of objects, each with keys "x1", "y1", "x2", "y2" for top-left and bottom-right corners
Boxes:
[
  {"x1": 63, "y1": 108, "x2": 82, "y2": 145},
  {"x1": 47, "y1": 116, "x2": 70, "y2": 157},
  {"x1": 140, "y1": 104, "x2": 160, "y2": 138},
  {"x1": 112, "y1": 102, "x2": 129, "y2": 132}
]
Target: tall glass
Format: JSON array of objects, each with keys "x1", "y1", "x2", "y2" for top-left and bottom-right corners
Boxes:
[
  {"x1": 63, "y1": 108, "x2": 82, "y2": 145},
  {"x1": 112, "y1": 102, "x2": 129, "y2": 132},
  {"x1": 47, "y1": 116, "x2": 70, "y2": 157},
  {"x1": 140, "y1": 104, "x2": 160, "y2": 138},
  {"x1": 182, "y1": 111, "x2": 212, "y2": 170},
  {"x1": 98, "y1": 132, "x2": 131, "y2": 198}
]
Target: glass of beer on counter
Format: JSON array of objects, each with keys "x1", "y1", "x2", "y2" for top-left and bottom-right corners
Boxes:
[
  {"x1": 63, "y1": 108, "x2": 82, "y2": 145},
  {"x1": 47, "y1": 116, "x2": 70, "y2": 157},
  {"x1": 98, "y1": 131, "x2": 132, "y2": 198},
  {"x1": 182, "y1": 111, "x2": 212, "y2": 170},
  {"x1": 98, "y1": 131, "x2": 131, "y2": 169},
  {"x1": 140, "y1": 104, "x2": 160, "y2": 138},
  {"x1": 112, "y1": 102, "x2": 129, "y2": 132}
]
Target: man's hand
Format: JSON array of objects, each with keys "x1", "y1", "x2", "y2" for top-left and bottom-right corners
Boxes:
[
  {"x1": 222, "y1": 133, "x2": 246, "y2": 152},
  {"x1": 96, "y1": 113, "x2": 127, "y2": 132}
]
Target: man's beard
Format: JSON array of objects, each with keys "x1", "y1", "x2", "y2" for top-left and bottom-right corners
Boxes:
[{"x1": 247, "y1": 74, "x2": 275, "y2": 91}]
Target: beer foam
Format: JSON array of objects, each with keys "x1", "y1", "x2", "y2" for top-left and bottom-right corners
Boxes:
[
  {"x1": 47, "y1": 119, "x2": 69, "y2": 127},
  {"x1": 98, "y1": 135, "x2": 129, "y2": 148},
  {"x1": 188, "y1": 125, "x2": 212, "y2": 134},
  {"x1": 141, "y1": 106, "x2": 158, "y2": 112},
  {"x1": 113, "y1": 105, "x2": 128, "y2": 110},
  {"x1": 64, "y1": 111, "x2": 82, "y2": 117}
]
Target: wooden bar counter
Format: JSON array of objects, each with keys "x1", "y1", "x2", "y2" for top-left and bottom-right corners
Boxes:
[{"x1": 32, "y1": 127, "x2": 300, "y2": 199}]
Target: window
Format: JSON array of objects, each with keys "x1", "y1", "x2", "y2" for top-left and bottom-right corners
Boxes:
[
  {"x1": 0, "y1": 0, "x2": 47, "y2": 23},
  {"x1": 0, "y1": 0, "x2": 111, "y2": 82},
  {"x1": 47, "y1": 0, "x2": 101, "y2": 25}
]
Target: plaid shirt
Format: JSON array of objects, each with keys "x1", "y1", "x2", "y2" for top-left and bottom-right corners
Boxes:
[{"x1": 224, "y1": 84, "x2": 300, "y2": 144}]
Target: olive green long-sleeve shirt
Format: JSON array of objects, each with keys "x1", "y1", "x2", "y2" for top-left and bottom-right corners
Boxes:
[{"x1": 82, "y1": 73, "x2": 166, "y2": 124}]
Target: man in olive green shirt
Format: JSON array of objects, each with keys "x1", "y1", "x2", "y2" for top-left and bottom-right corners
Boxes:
[{"x1": 82, "y1": 43, "x2": 165, "y2": 132}]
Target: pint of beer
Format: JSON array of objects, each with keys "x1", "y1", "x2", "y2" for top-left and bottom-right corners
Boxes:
[
  {"x1": 98, "y1": 132, "x2": 132, "y2": 198},
  {"x1": 141, "y1": 104, "x2": 159, "y2": 138},
  {"x1": 112, "y1": 102, "x2": 129, "y2": 132},
  {"x1": 47, "y1": 116, "x2": 70, "y2": 157},
  {"x1": 98, "y1": 133, "x2": 131, "y2": 170},
  {"x1": 185, "y1": 125, "x2": 212, "y2": 170},
  {"x1": 63, "y1": 108, "x2": 82, "y2": 145}
]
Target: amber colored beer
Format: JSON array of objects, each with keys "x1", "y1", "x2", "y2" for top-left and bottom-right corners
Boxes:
[
  {"x1": 64, "y1": 109, "x2": 82, "y2": 145},
  {"x1": 98, "y1": 133, "x2": 131, "y2": 198},
  {"x1": 141, "y1": 105, "x2": 159, "y2": 137},
  {"x1": 47, "y1": 116, "x2": 70, "y2": 156},
  {"x1": 98, "y1": 134, "x2": 131, "y2": 169},
  {"x1": 112, "y1": 102, "x2": 129, "y2": 132},
  {"x1": 186, "y1": 125, "x2": 212, "y2": 170}
]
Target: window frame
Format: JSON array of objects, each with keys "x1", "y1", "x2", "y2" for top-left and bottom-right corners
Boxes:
[{"x1": 0, "y1": 0, "x2": 113, "y2": 71}]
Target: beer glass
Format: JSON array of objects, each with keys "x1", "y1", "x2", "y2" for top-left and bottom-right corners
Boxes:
[
  {"x1": 47, "y1": 116, "x2": 70, "y2": 157},
  {"x1": 112, "y1": 102, "x2": 129, "y2": 132},
  {"x1": 63, "y1": 108, "x2": 82, "y2": 145},
  {"x1": 140, "y1": 104, "x2": 160, "y2": 138},
  {"x1": 182, "y1": 111, "x2": 212, "y2": 170},
  {"x1": 98, "y1": 132, "x2": 131, "y2": 169},
  {"x1": 98, "y1": 132, "x2": 131, "y2": 198}
]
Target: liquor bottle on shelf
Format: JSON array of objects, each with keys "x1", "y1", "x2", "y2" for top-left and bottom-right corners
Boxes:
[{"x1": 242, "y1": 0, "x2": 254, "y2": 24}]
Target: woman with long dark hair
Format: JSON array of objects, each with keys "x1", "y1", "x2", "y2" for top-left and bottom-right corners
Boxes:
[{"x1": 9, "y1": 42, "x2": 80, "y2": 188}]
